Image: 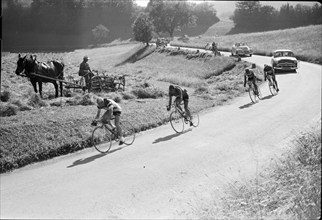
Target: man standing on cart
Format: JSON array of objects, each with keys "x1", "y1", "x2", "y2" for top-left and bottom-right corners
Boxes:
[{"x1": 79, "y1": 56, "x2": 94, "y2": 92}]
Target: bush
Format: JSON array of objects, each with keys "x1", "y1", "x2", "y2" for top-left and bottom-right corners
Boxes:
[
  {"x1": 0, "y1": 90, "x2": 10, "y2": 102},
  {"x1": 0, "y1": 103, "x2": 18, "y2": 117}
]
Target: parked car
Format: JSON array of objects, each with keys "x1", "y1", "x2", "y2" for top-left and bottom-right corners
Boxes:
[
  {"x1": 271, "y1": 49, "x2": 298, "y2": 72},
  {"x1": 231, "y1": 42, "x2": 253, "y2": 57}
]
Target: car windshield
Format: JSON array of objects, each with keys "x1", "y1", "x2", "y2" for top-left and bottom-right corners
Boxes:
[{"x1": 274, "y1": 51, "x2": 294, "y2": 57}]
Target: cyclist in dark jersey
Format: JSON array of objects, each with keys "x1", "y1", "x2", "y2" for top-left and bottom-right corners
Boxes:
[
  {"x1": 264, "y1": 64, "x2": 279, "y2": 92},
  {"x1": 244, "y1": 68, "x2": 259, "y2": 95},
  {"x1": 166, "y1": 84, "x2": 193, "y2": 126}
]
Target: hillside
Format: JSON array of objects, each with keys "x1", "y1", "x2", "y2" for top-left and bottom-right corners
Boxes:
[
  {"x1": 172, "y1": 24, "x2": 322, "y2": 64},
  {"x1": 202, "y1": 19, "x2": 235, "y2": 37}
]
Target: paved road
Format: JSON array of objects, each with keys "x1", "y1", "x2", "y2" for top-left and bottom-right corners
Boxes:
[{"x1": 1, "y1": 52, "x2": 321, "y2": 219}]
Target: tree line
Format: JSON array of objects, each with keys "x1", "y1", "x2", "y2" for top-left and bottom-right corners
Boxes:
[
  {"x1": 2, "y1": 0, "x2": 219, "y2": 50},
  {"x1": 229, "y1": 1, "x2": 322, "y2": 34}
]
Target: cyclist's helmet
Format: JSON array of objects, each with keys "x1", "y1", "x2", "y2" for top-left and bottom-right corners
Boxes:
[
  {"x1": 83, "y1": 56, "x2": 89, "y2": 61},
  {"x1": 245, "y1": 69, "x2": 250, "y2": 74}
]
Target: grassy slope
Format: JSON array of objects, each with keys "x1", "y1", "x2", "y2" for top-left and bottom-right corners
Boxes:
[
  {"x1": 172, "y1": 24, "x2": 322, "y2": 64},
  {"x1": 1, "y1": 44, "x2": 254, "y2": 173},
  {"x1": 202, "y1": 19, "x2": 235, "y2": 37}
]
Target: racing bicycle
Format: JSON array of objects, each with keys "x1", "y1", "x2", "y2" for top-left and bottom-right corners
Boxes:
[
  {"x1": 267, "y1": 74, "x2": 278, "y2": 96},
  {"x1": 91, "y1": 118, "x2": 136, "y2": 153},
  {"x1": 247, "y1": 80, "x2": 262, "y2": 103},
  {"x1": 168, "y1": 103, "x2": 199, "y2": 133}
]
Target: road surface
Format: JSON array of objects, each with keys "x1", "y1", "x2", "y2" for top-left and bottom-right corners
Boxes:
[{"x1": 1, "y1": 52, "x2": 321, "y2": 219}]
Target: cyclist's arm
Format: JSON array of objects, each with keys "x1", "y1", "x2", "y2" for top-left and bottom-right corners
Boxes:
[
  {"x1": 168, "y1": 93, "x2": 172, "y2": 107},
  {"x1": 95, "y1": 108, "x2": 101, "y2": 120},
  {"x1": 243, "y1": 74, "x2": 246, "y2": 87}
]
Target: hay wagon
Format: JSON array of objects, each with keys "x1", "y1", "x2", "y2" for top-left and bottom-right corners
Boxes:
[{"x1": 65, "y1": 71, "x2": 125, "y2": 93}]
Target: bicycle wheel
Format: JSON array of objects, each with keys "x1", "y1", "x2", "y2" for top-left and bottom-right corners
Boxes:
[
  {"x1": 190, "y1": 112, "x2": 200, "y2": 127},
  {"x1": 269, "y1": 80, "x2": 278, "y2": 96},
  {"x1": 92, "y1": 126, "x2": 112, "y2": 153},
  {"x1": 120, "y1": 120, "x2": 136, "y2": 145},
  {"x1": 170, "y1": 111, "x2": 184, "y2": 133}
]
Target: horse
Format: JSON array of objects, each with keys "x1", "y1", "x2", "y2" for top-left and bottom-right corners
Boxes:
[{"x1": 15, "y1": 54, "x2": 65, "y2": 98}]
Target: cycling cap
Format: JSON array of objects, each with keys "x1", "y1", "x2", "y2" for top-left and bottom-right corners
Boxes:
[
  {"x1": 245, "y1": 69, "x2": 250, "y2": 74},
  {"x1": 83, "y1": 56, "x2": 89, "y2": 61},
  {"x1": 252, "y1": 63, "x2": 256, "y2": 68}
]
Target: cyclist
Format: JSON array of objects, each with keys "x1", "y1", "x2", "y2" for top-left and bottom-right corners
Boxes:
[
  {"x1": 93, "y1": 97, "x2": 124, "y2": 145},
  {"x1": 263, "y1": 64, "x2": 279, "y2": 92},
  {"x1": 244, "y1": 68, "x2": 259, "y2": 95},
  {"x1": 166, "y1": 84, "x2": 193, "y2": 126},
  {"x1": 79, "y1": 56, "x2": 94, "y2": 92}
]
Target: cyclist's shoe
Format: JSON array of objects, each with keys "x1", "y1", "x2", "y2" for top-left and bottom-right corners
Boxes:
[
  {"x1": 91, "y1": 120, "x2": 97, "y2": 126},
  {"x1": 119, "y1": 137, "x2": 125, "y2": 145},
  {"x1": 277, "y1": 88, "x2": 279, "y2": 92},
  {"x1": 190, "y1": 121, "x2": 194, "y2": 127}
]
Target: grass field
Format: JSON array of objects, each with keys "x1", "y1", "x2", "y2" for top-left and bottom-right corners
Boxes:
[
  {"x1": 172, "y1": 24, "x2": 322, "y2": 64},
  {"x1": 0, "y1": 43, "x2": 256, "y2": 173}
]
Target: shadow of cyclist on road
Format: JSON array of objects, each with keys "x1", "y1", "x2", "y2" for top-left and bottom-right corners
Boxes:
[
  {"x1": 67, "y1": 147, "x2": 124, "y2": 168},
  {"x1": 239, "y1": 102, "x2": 256, "y2": 109},
  {"x1": 152, "y1": 129, "x2": 192, "y2": 144}
]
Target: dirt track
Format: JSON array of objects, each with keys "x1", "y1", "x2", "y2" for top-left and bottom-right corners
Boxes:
[{"x1": 1, "y1": 53, "x2": 321, "y2": 219}]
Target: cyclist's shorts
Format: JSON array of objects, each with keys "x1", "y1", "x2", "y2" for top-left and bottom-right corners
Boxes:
[{"x1": 113, "y1": 111, "x2": 121, "y2": 116}]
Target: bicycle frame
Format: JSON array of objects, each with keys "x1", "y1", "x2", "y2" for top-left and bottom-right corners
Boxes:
[{"x1": 172, "y1": 103, "x2": 187, "y2": 120}]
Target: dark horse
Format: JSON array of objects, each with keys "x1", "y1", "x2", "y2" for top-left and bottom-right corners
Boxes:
[{"x1": 15, "y1": 54, "x2": 64, "y2": 98}]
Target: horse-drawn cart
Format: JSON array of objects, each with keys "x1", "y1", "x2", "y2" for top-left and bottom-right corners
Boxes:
[{"x1": 65, "y1": 71, "x2": 125, "y2": 93}]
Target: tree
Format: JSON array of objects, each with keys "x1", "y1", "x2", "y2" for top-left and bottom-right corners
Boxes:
[
  {"x1": 148, "y1": 0, "x2": 196, "y2": 37},
  {"x1": 230, "y1": 1, "x2": 262, "y2": 32},
  {"x1": 132, "y1": 12, "x2": 154, "y2": 45},
  {"x1": 92, "y1": 24, "x2": 110, "y2": 45}
]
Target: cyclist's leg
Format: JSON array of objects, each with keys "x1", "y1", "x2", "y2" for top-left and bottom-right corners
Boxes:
[
  {"x1": 252, "y1": 78, "x2": 258, "y2": 95},
  {"x1": 183, "y1": 94, "x2": 191, "y2": 119},
  {"x1": 184, "y1": 99, "x2": 193, "y2": 126},
  {"x1": 101, "y1": 109, "x2": 113, "y2": 127},
  {"x1": 175, "y1": 97, "x2": 183, "y2": 113},
  {"x1": 272, "y1": 74, "x2": 279, "y2": 91},
  {"x1": 114, "y1": 112, "x2": 124, "y2": 144}
]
